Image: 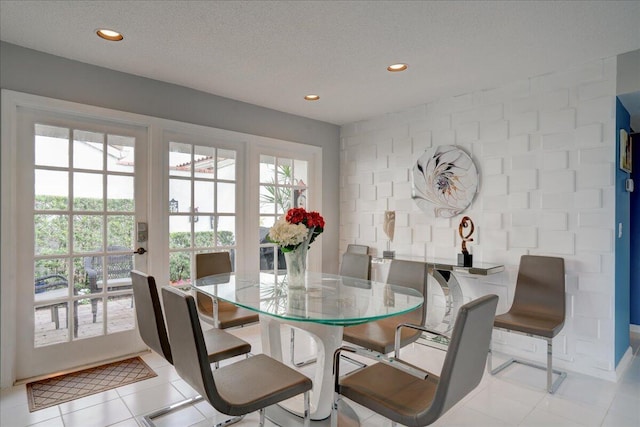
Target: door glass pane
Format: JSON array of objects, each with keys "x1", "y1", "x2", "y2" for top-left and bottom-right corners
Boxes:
[
  {"x1": 194, "y1": 180, "x2": 215, "y2": 213},
  {"x1": 259, "y1": 186, "x2": 276, "y2": 214},
  {"x1": 107, "y1": 295, "x2": 135, "y2": 333},
  {"x1": 34, "y1": 259, "x2": 70, "y2": 299},
  {"x1": 107, "y1": 135, "x2": 135, "y2": 172},
  {"x1": 73, "y1": 172, "x2": 103, "y2": 211},
  {"x1": 35, "y1": 124, "x2": 68, "y2": 168},
  {"x1": 260, "y1": 155, "x2": 276, "y2": 183},
  {"x1": 194, "y1": 145, "x2": 215, "y2": 179},
  {"x1": 276, "y1": 187, "x2": 291, "y2": 214},
  {"x1": 217, "y1": 182, "x2": 235, "y2": 213},
  {"x1": 169, "y1": 251, "x2": 191, "y2": 286},
  {"x1": 73, "y1": 130, "x2": 104, "y2": 170},
  {"x1": 34, "y1": 303, "x2": 68, "y2": 347},
  {"x1": 169, "y1": 142, "x2": 192, "y2": 177},
  {"x1": 293, "y1": 159, "x2": 308, "y2": 185},
  {"x1": 34, "y1": 215, "x2": 69, "y2": 256},
  {"x1": 169, "y1": 179, "x2": 191, "y2": 213},
  {"x1": 73, "y1": 256, "x2": 90, "y2": 296},
  {"x1": 194, "y1": 227, "x2": 215, "y2": 249},
  {"x1": 170, "y1": 216, "x2": 191, "y2": 248},
  {"x1": 73, "y1": 215, "x2": 103, "y2": 252},
  {"x1": 105, "y1": 253, "x2": 133, "y2": 290},
  {"x1": 107, "y1": 175, "x2": 134, "y2": 211},
  {"x1": 277, "y1": 158, "x2": 293, "y2": 185},
  {"x1": 217, "y1": 149, "x2": 236, "y2": 180},
  {"x1": 76, "y1": 297, "x2": 103, "y2": 339},
  {"x1": 35, "y1": 170, "x2": 68, "y2": 210},
  {"x1": 107, "y1": 215, "x2": 134, "y2": 249},
  {"x1": 217, "y1": 216, "x2": 236, "y2": 246}
]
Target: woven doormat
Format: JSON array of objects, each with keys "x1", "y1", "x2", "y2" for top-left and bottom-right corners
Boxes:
[{"x1": 26, "y1": 356, "x2": 156, "y2": 412}]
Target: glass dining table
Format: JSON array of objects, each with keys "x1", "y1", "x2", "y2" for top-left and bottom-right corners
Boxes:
[{"x1": 195, "y1": 271, "x2": 424, "y2": 421}]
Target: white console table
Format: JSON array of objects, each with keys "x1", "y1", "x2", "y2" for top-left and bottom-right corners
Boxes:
[{"x1": 372, "y1": 256, "x2": 505, "y2": 335}]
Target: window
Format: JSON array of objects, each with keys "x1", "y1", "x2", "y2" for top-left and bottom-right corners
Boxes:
[
  {"x1": 259, "y1": 155, "x2": 309, "y2": 272},
  {"x1": 168, "y1": 141, "x2": 237, "y2": 285}
]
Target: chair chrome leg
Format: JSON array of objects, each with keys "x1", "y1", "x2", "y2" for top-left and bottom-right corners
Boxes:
[
  {"x1": 290, "y1": 329, "x2": 317, "y2": 367},
  {"x1": 139, "y1": 395, "x2": 244, "y2": 427},
  {"x1": 259, "y1": 408, "x2": 265, "y2": 427},
  {"x1": 546, "y1": 338, "x2": 566, "y2": 393},
  {"x1": 139, "y1": 395, "x2": 203, "y2": 426},
  {"x1": 339, "y1": 354, "x2": 367, "y2": 370},
  {"x1": 303, "y1": 391, "x2": 311, "y2": 427},
  {"x1": 331, "y1": 392, "x2": 340, "y2": 427},
  {"x1": 489, "y1": 338, "x2": 566, "y2": 394},
  {"x1": 214, "y1": 415, "x2": 245, "y2": 427}
]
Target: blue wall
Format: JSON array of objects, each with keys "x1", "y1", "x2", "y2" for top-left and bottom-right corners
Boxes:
[
  {"x1": 615, "y1": 98, "x2": 631, "y2": 365},
  {"x1": 631, "y1": 129, "x2": 640, "y2": 326}
]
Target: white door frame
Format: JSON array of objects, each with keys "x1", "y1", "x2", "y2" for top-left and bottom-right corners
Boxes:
[{"x1": 1, "y1": 91, "x2": 153, "y2": 385}]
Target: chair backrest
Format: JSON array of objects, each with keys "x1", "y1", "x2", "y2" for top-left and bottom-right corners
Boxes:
[
  {"x1": 511, "y1": 255, "x2": 565, "y2": 321},
  {"x1": 130, "y1": 270, "x2": 173, "y2": 364},
  {"x1": 195, "y1": 252, "x2": 233, "y2": 314},
  {"x1": 387, "y1": 259, "x2": 428, "y2": 324},
  {"x1": 161, "y1": 286, "x2": 228, "y2": 412},
  {"x1": 346, "y1": 244, "x2": 369, "y2": 255},
  {"x1": 421, "y1": 294, "x2": 499, "y2": 423},
  {"x1": 339, "y1": 252, "x2": 371, "y2": 280},
  {"x1": 196, "y1": 252, "x2": 233, "y2": 279}
]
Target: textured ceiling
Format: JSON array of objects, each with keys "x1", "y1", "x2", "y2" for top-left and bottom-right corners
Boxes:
[{"x1": 1, "y1": 0, "x2": 639, "y2": 125}]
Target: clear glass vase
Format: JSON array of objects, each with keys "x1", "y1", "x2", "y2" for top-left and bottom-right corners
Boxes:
[{"x1": 284, "y1": 232, "x2": 312, "y2": 289}]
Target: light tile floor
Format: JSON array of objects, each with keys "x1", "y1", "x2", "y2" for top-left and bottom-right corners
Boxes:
[{"x1": 2, "y1": 327, "x2": 638, "y2": 427}]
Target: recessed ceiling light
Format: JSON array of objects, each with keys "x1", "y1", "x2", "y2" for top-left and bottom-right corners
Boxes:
[
  {"x1": 387, "y1": 63, "x2": 408, "y2": 72},
  {"x1": 96, "y1": 29, "x2": 124, "y2": 41},
  {"x1": 304, "y1": 94, "x2": 320, "y2": 101}
]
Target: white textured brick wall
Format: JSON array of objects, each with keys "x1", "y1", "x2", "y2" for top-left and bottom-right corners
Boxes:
[{"x1": 340, "y1": 57, "x2": 618, "y2": 380}]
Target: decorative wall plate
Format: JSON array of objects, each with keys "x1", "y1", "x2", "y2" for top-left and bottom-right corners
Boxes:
[{"x1": 411, "y1": 145, "x2": 479, "y2": 218}]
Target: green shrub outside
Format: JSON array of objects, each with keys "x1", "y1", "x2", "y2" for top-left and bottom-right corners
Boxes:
[{"x1": 35, "y1": 196, "x2": 236, "y2": 285}]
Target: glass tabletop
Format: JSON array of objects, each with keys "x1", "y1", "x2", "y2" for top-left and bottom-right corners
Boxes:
[{"x1": 195, "y1": 271, "x2": 424, "y2": 326}]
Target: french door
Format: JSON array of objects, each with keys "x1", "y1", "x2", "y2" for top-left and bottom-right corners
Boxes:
[{"x1": 13, "y1": 108, "x2": 148, "y2": 380}]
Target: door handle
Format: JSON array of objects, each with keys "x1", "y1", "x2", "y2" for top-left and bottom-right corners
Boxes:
[{"x1": 133, "y1": 247, "x2": 147, "y2": 255}]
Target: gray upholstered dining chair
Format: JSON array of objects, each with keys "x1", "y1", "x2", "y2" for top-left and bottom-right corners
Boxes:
[
  {"x1": 195, "y1": 252, "x2": 259, "y2": 329},
  {"x1": 161, "y1": 286, "x2": 313, "y2": 427},
  {"x1": 340, "y1": 251, "x2": 371, "y2": 281},
  {"x1": 342, "y1": 259, "x2": 428, "y2": 355},
  {"x1": 130, "y1": 270, "x2": 251, "y2": 426},
  {"x1": 332, "y1": 294, "x2": 499, "y2": 427},
  {"x1": 290, "y1": 251, "x2": 372, "y2": 367},
  {"x1": 488, "y1": 255, "x2": 567, "y2": 393},
  {"x1": 346, "y1": 244, "x2": 369, "y2": 255}
]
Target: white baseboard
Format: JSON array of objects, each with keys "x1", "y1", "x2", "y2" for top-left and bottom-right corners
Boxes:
[{"x1": 631, "y1": 324, "x2": 640, "y2": 334}]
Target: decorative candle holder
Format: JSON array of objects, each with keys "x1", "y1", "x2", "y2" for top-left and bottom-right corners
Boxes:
[{"x1": 457, "y1": 216, "x2": 474, "y2": 267}]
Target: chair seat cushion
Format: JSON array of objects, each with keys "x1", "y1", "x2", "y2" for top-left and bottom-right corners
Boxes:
[
  {"x1": 217, "y1": 301, "x2": 260, "y2": 329},
  {"x1": 213, "y1": 354, "x2": 312, "y2": 415},
  {"x1": 343, "y1": 310, "x2": 422, "y2": 354},
  {"x1": 339, "y1": 362, "x2": 439, "y2": 426},
  {"x1": 494, "y1": 311, "x2": 564, "y2": 338},
  {"x1": 202, "y1": 328, "x2": 251, "y2": 363}
]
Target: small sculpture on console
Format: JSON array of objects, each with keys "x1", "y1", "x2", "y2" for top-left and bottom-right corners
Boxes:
[
  {"x1": 457, "y1": 216, "x2": 474, "y2": 267},
  {"x1": 383, "y1": 210, "x2": 395, "y2": 259}
]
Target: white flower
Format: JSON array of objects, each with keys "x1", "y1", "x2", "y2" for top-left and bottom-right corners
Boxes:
[{"x1": 268, "y1": 217, "x2": 309, "y2": 248}]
